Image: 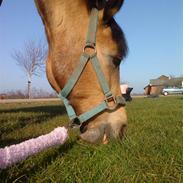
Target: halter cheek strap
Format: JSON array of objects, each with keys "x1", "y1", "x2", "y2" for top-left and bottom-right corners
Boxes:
[{"x1": 58, "y1": 8, "x2": 125, "y2": 127}]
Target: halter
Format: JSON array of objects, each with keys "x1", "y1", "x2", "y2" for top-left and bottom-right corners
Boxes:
[{"x1": 58, "y1": 8, "x2": 125, "y2": 127}]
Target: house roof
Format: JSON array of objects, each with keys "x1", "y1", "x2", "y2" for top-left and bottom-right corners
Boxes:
[
  {"x1": 157, "y1": 75, "x2": 169, "y2": 80},
  {"x1": 149, "y1": 77, "x2": 183, "y2": 87},
  {"x1": 150, "y1": 79, "x2": 166, "y2": 85}
]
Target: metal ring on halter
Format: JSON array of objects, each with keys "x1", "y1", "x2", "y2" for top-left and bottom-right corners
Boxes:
[
  {"x1": 83, "y1": 43, "x2": 97, "y2": 58},
  {"x1": 104, "y1": 94, "x2": 118, "y2": 111},
  {"x1": 69, "y1": 117, "x2": 81, "y2": 128}
]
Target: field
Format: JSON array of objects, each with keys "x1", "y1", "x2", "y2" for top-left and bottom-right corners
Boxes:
[{"x1": 0, "y1": 96, "x2": 183, "y2": 183}]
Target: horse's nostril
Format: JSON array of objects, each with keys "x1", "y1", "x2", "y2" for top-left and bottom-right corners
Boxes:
[{"x1": 80, "y1": 122, "x2": 88, "y2": 133}]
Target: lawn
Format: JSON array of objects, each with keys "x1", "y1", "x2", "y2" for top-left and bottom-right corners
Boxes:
[{"x1": 0, "y1": 96, "x2": 183, "y2": 183}]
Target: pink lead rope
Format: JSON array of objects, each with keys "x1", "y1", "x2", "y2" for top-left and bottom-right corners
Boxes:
[{"x1": 0, "y1": 127, "x2": 68, "y2": 169}]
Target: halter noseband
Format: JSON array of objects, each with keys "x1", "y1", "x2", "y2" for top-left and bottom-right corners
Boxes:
[{"x1": 58, "y1": 8, "x2": 125, "y2": 127}]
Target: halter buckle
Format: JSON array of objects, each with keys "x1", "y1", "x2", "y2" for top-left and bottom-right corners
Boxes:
[{"x1": 105, "y1": 94, "x2": 118, "y2": 111}]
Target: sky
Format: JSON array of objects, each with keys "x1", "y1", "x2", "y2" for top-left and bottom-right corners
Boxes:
[{"x1": 0, "y1": 0, "x2": 182, "y2": 94}]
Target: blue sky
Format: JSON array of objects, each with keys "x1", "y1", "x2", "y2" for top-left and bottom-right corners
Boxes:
[{"x1": 0, "y1": 0, "x2": 182, "y2": 94}]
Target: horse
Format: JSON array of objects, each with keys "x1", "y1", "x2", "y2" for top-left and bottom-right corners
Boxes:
[{"x1": 35, "y1": 0, "x2": 128, "y2": 144}]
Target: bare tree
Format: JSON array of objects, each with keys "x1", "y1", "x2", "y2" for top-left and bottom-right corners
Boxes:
[{"x1": 12, "y1": 40, "x2": 47, "y2": 99}]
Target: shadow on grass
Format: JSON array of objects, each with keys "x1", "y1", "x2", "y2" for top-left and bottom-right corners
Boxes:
[
  {"x1": 0, "y1": 104, "x2": 66, "y2": 116},
  {"x1": 0, "y1": 105, "x2": 67, "y2": 137},
  {"x1": 0, "y1": 140, "x2": 76, "y2": 183},
  {"x1": 0, "y1": 136, "x2": 39, "y2": 148}
]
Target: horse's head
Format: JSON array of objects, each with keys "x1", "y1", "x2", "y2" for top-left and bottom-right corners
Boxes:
[{"x1": 35, "y1": 0, "x2": 128, "y2": 143}]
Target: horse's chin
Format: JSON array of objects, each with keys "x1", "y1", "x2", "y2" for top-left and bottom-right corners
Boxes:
[{"x1": 79, "y1": 120, "x2": 127, "y2": 144}]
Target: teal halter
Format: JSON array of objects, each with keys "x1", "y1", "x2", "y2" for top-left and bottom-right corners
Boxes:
[{"x1": 58, "y1": 8, "x2": 125, "y2": 127}]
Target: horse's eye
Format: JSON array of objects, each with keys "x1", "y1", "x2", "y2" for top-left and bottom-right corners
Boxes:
[{"x1": 112, "y1": 56, "x2": 122, "y2": 67}]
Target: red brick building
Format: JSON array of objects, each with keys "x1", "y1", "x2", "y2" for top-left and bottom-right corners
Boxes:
[{"x1": 144, "y1": 75, "x2": 183, "y2": 95}]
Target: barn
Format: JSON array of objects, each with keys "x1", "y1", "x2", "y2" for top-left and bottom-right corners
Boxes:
[{"x1": 144, "y1": 75, "x2": 183, "y2": 95}]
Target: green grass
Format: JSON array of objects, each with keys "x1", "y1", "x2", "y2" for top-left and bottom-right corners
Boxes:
[{"x1": 0, "y1": 96, "x2": 183, "y2": 183}]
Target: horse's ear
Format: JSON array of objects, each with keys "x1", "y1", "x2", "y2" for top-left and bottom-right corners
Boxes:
[{"x1": 103, "y1": 0, "x2": 124, "y2": 24}]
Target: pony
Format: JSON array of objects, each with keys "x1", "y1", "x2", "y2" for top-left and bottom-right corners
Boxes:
[{"x1": 35, "y1": 0, "x2": 128, "y2": 144}]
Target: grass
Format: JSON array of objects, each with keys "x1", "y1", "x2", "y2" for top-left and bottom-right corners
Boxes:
[{"x1": 0, "y1": 96, "x2": 183, "y2": 183}]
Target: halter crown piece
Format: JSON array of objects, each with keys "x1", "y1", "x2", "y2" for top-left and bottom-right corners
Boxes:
[{"x1": 58, "y1": 8, "x2": 125, "y2": 127}]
